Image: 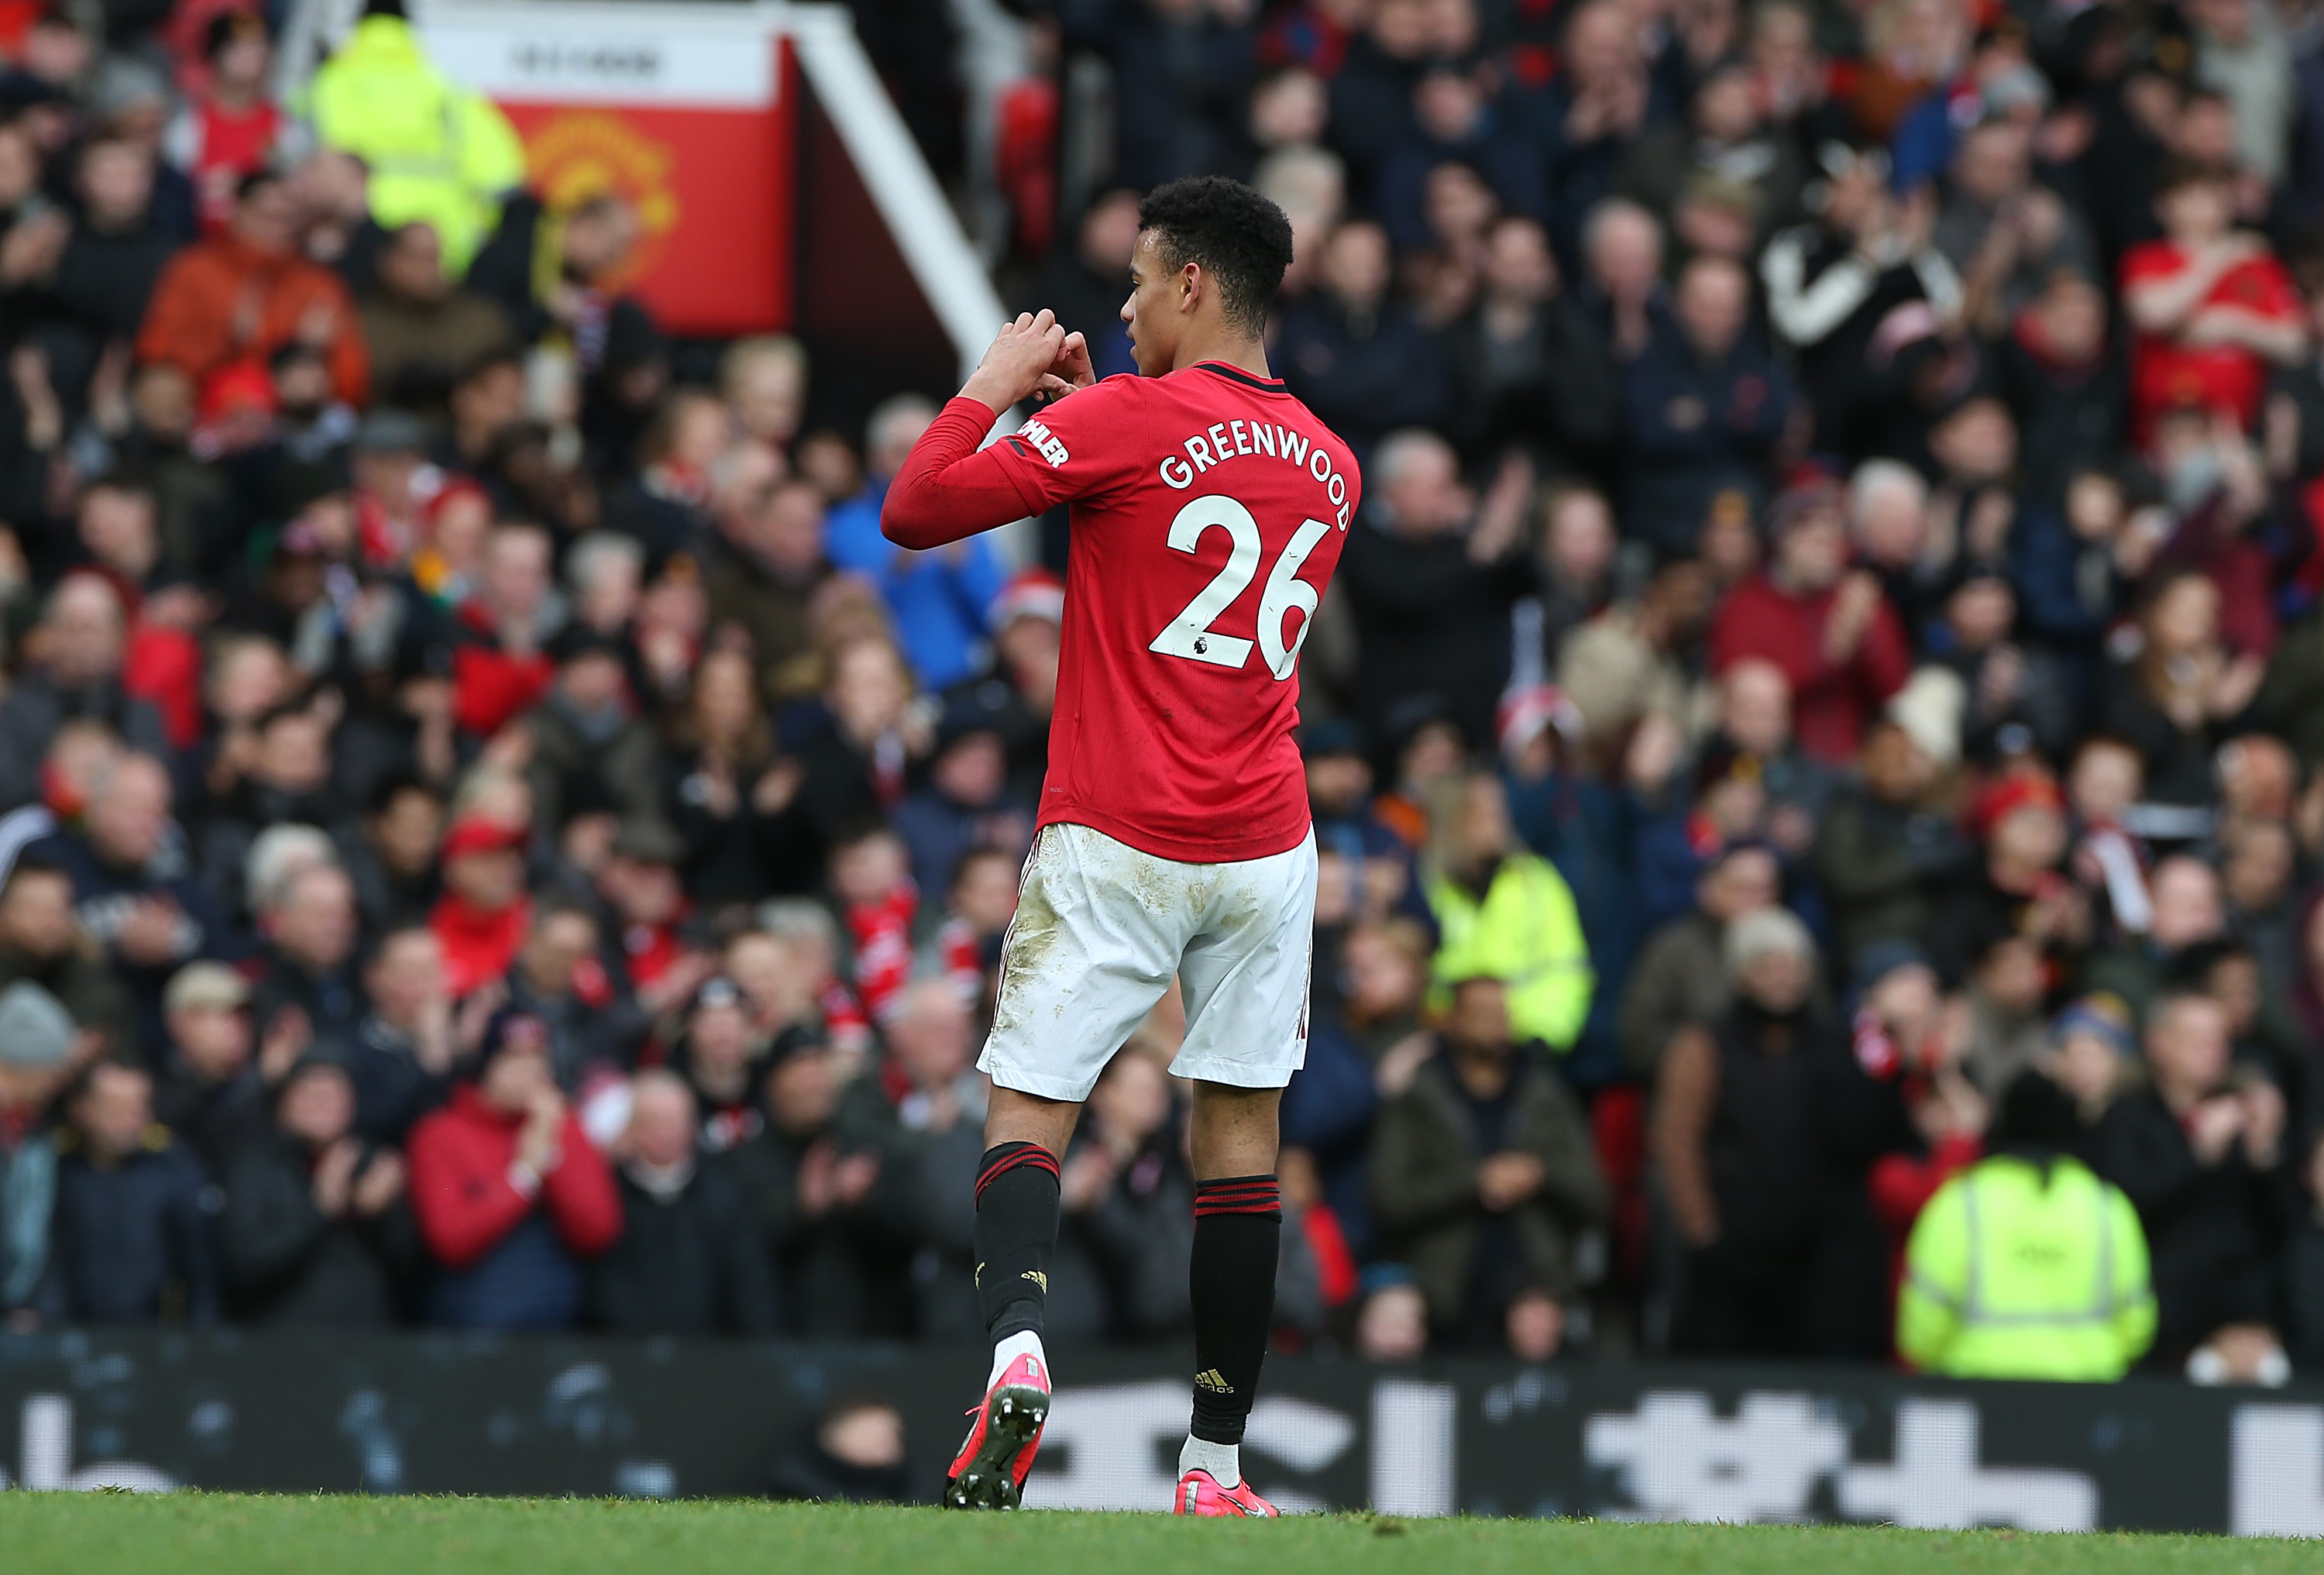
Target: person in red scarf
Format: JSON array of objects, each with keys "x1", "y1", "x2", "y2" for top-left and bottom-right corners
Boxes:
[
  {"x1": 792, "y1": 635, "x2": 931, "y2": 869},
  {"x1": 601, "y1": 387, "x2": 724, "y2": 562},
  {"x1": 452, "y1": 522, "x2": 562, "y2": 739},
  {"x1": 592, "y1": 820, "x2": 706, "y2": 1004},
  {"x1": 348, "y1": 409, "x2": 435, "y2": 573},
  {"x1": 935, "y1": 844, "x2": 1019, "y2": 1010},
  {"x1": 834, "y1": 820, "x2": 929, "y2": 1088},
  {"x1": 429, "y1": 816, "x2": 531, "y2": 999},
  {"x1": 830, "y1": 823, "x2": 916, "y2": 1030}
]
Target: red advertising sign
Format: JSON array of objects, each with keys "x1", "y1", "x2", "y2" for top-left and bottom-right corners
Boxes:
[{"x1": 422, "y1": 8, "x2": 795, "y2": 335}]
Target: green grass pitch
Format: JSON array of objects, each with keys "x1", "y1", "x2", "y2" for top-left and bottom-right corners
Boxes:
[{"x1": 1, "y1": 1494, "x2": 2319, "y2": 1575}]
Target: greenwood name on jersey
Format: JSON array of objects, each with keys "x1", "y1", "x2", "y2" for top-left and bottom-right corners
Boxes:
[{"x1": 887, "y1": 361, "x2": 1360, "y2": 865}]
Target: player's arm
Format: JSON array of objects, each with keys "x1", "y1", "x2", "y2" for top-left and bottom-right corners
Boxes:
[{"x1": 882, "y1": 310, "x2": 1096, "y2": 551}]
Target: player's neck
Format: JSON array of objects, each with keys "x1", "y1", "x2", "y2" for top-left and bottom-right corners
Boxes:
[{"x1": 1171, "y1": 333, "x2": 1271, "y2": 380}]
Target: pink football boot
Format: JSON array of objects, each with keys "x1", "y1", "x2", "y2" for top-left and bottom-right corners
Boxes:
[
  {"x1": 1172, "y1": 1468, "x2": 1279, "y2": 1517},
  {"x1": 943, "y1": 1351, "x2": 1051, "y2": 1510}
]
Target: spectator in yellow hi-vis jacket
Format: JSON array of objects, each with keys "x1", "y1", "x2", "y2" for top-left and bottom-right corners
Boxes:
[
  {"x1": 308, "y1": 0, "x2": 528, "y2": 279},
  {"x1": 1899, "y1": 1070, "x2": 2155, "y2": 1380},
  {"x1": 1426, "y1": 772, "x2": 1593, "y2": 1053}
]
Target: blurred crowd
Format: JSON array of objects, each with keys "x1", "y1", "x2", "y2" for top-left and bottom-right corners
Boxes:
[
  {"x1": 978, "y1": 0, "x2": 2324, "y2": 1382},
  {"x1": 0, "y1": 0, "x2": 2322, "y2": 1390}
]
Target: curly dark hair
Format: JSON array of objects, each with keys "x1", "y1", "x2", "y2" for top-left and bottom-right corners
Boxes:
[{"x1": 1136, "y1": 176, "x2": 1295, "y2": 338}]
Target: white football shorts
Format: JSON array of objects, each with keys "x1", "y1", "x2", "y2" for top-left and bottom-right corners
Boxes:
[{"x1": 977, "y1": 820, "x2": 1318, "y2": 1102}]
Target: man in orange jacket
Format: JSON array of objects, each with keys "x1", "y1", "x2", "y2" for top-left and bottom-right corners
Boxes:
[{"x1": 137, "y1": 167, "x2": 370, "y2": 408}]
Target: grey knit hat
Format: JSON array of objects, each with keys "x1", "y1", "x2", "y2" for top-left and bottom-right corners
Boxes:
[
  {"x1": 0, "y1": 980, "x2": 75, "y2": 1068},
  {"x1": 1723, "y1": 907, "x2": 1817, "y2": 982}
]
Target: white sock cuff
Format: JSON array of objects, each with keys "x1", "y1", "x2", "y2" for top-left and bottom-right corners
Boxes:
[
  {"x1": 988, "y1": 1329, "x2": 1047, "y2": 1390},
  {"x1": 1179, "y1": 1434, "x2": 1239, "y2": 1488}
]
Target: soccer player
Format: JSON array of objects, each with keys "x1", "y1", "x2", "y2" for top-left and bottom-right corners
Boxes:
[{"x1": 882, "y1": 175, "x2": 1360, "y2": 1517}]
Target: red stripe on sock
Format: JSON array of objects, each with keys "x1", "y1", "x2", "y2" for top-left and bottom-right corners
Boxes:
[
  {"x1": 980, "y1": 1145, "x2": 1058, "y2": 1176},
  {"x1": 1193, "y1": 1176, "x2": 1281, "y2": 1218},
  {"x1": 975, "y1": 1145, "x2": 1061, "y2": 1202}
]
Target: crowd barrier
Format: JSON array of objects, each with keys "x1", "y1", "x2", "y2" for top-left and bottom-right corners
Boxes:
[{"x1": 5, "y1": 1333, "x2": 2324, "y2": 1534}]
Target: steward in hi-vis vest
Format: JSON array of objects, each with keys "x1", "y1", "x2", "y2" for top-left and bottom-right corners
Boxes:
[{"x1": 1899, "y1": 1071, "x2": 2154, "y2": 1380}]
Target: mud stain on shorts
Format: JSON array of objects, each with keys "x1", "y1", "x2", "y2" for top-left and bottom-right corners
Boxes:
[
  {"x1": 1120, "y1": 841, "x2": 1186, "y2": 921},
  {"x1": 994, "y1": 840, "x2": 1070, "y2": 1031},
  {"x1": 1217, "y1": 880, "x2": 1265, "y2": 941}
]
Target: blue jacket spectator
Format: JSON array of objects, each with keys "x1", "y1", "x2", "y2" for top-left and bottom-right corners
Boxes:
[
  {"x1": 2010, "y1": 479, "x2": 2130, "y2": 666},
  {"x1": 1524, "y1": 0, "x2": 1665, "y2": 266},
  {"x1": 1281, "y1": 1015, "x2": 1381, "y2": 1255},
  {"x1": 1325, "y1": 19, "x2": 1427, "y2": 184},
  {"x1": 1374, "y1": 68, "x2": 1544, "y2": 253},
  {"x1": 825, "y1": 396, "x2": 1006, "y2": 691},
  {"x1": 1619, "y1": 256, "x2": 1792, "y2": 556},
  {"x1": 1302, "y1": 718, "x2": 1418, "y2": 917},
  {"x1": 37, "y1": 1059, "x2": 219, "y2": 1325},
  {"x1": 890, "y1": 692, "x2": 1035, "y2": 900},
  {"x1": 1277, "y1": 222, "x2": 1450, "y2": 456},
  {"x1": 0, "y1": 575, "x2": 171, "y2": 815},
  {"x1": 1499, "y1": 694, "x2": 1642, "y2": 1087},
  {"x1": 1337, "y1": 431, "x2": 1539, "y2": 749},
  {"x1": 1060, "y1": 0, "x2": 1257, "y2": 191},
  {"x1": 36, "y1": 752, "x2": 234, "y2": 1040}
]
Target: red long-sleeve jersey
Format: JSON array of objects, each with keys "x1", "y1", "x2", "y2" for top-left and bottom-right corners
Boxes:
[{"x1": 883, "y1": 366, "x2": 1360, "y2": 863}]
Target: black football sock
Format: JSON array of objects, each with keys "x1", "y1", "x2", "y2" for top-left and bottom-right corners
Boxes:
[
  {"x1": 975, "y1": 1141, "x2": 1062, "y2": 1342},
  {"x1": 1188, "y1": 1174, "x2": 1282, "y2": 1445}
]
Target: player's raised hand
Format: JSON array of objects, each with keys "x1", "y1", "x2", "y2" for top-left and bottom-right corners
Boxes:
[
  {"x1": 1033, "y1": 330, "x2": 1096, "y2": 404},
  {"x1": 963, "y1": 309, "x2": 1070, "y2": 411}
]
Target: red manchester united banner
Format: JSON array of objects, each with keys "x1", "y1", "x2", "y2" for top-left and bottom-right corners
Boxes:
[{"x1": 422, "y1": 4, "x2": 796, "y2": 336}]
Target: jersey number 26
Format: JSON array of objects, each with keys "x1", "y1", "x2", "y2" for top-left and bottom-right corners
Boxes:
[{"x1": 1147, "y1": 494, "x2": 1332, "y2": 682}]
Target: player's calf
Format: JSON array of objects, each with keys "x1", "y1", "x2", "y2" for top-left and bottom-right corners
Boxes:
[
  {"x1": 945, "y1": 1140, "x2": 1064, "y2": 1509},
  {"x1": 1178, "y1": 1173, "x2": 1282, "y2": 1496},
  {"x1": 974, "y1": 1139, "x2": 1061, "y2": 1359}
]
